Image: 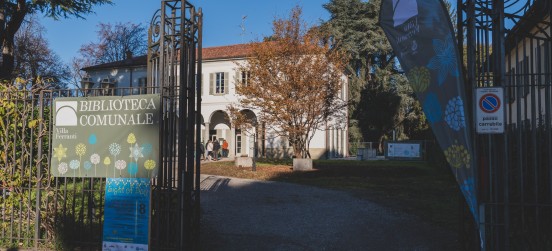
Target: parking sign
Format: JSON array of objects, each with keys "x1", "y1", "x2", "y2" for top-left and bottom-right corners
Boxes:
[{"x1": 476, "y1": 88, "x2": 505, "y2": 134}]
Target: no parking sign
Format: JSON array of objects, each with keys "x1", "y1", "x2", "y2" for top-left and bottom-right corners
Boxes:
[{"x1": 476, "y1": 88, "x2": 505, "y2": 134}]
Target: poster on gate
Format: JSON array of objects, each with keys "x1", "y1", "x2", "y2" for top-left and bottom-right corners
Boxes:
[
  {"x1": 50, "y1": 94, "x2": 160, "y2": 178},
  {"x1": 103, "y1": 178, "x2": 150, "y2": 251}
]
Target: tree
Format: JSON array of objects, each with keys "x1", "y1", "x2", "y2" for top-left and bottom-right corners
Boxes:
[
  {"x1": 321, "y1": 0, "x2": 428, "y2": 151},
  {"x1": 232, "y1": 6, "x2": 347, "y2": 159},
  {"x1": 13, "y1": 16, "x2": 70, "y2": 88},
  {"x1": 0, "y1": 0, "x2": 112, "y2": 82},
  {"x1": 78, "y1": 22, "x2": 147, "y2": 64}
]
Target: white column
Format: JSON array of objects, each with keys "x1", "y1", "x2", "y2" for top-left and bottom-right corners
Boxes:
[
  {"x1": 230, "y1": 127, "x2": 236, "y2": 158},
  {"x1": 204, "y1": 122, "x2": 210, "y2": 143}
]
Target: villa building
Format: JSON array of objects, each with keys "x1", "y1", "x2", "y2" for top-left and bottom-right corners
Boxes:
[
  {"x1": 81, "y1": 44, "x2": 348, "y2": 159},
  {"x1": 504, "y1": 3, "x2": 551, "y2": 127}
]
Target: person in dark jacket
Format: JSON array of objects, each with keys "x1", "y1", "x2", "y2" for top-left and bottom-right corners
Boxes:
[
  {"x1": 213, "y1": 140, "x2": 221, "y2": 161},
  {"x1": 199, "y1": 141, "x2": 205, "y2": 160}
]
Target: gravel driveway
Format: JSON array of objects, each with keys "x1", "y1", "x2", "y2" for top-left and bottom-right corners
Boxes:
[{"x1": 200, "y1": 175, "x2": 459, "y2": 251}]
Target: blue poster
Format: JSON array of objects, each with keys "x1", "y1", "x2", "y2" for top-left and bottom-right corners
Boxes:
[{"x1": 103, "y1": 178, "x2": 150, "y2": 251}]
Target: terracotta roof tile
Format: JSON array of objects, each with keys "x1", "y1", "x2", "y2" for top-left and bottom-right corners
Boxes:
[
  {"x1": 202, "y1": 43, "x2": 253, "y2": 60},
  {"x1": 82, "y1": 44, "x2": 254, "y2": 71}
]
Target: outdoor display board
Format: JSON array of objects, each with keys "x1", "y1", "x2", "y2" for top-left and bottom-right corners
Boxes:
[
  {"x1": 50, "y1": 94, "x2": 160, "y2": 178},
  {"x1": 386, "y1": 141, "x2": 422, "y2": 159},
  {"x1": 103, "y1": 178, "x2": 150, "y2": 251},
  {"x1": 476, "y1": 88, "x2": 505, "y2": 134}
]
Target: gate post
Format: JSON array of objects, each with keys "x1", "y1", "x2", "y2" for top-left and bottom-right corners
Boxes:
[{"x1": 148, "y1": 1, "x2": 203, "y2": 249}]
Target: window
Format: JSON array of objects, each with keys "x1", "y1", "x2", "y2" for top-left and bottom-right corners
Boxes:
[
  {"x1": 507, "y1": 68, "x2": 515, "y2": 103},
  {"x1": 523, "y1": 56, "x2": 530, "y2": 97},
  {"x1": 539, "y1": 43, "x2": 550, "y2": 89},
  {"x1": 236, "y1": 135, "x2": 242, "y2": 154},
  {"x1": 209, "y1": 72, "x2": 228, "y2": 95},
  {"x1": 216, "y1": 72, "x2": 225, "y2": 93},
  {"x1": 209, "y1": 130, "x2": 217, "y2": 141},
  {"x1": 138, "y1": 77, "x2": 147, "y2": 94},
  {"x1": 241, "y1": 71, "x2": 250, "y2": 86}
]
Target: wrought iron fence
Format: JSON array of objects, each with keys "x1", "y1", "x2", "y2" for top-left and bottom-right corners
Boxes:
[
  {"x1": 459, "y1": 0, "x2": 552, "y2": 249},
  {"x1": 0, "y1": 86, "x2": 201, "y2": 250},
  {"x1": 0, "y1": 0, "x2": 202, "y2": 249}
]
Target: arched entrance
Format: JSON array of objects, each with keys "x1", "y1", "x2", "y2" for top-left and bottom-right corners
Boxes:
[
  {"x1": 235, "y1": 109, "x2": 259, "y2": 158},
  {"x1": 206, "y1": 110, "x2": 232, "y2": 157}
]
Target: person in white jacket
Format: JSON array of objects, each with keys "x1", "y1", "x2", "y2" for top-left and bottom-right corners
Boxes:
[{"x1": 206, "y1": 140, "x2": 214, "y2": 161}]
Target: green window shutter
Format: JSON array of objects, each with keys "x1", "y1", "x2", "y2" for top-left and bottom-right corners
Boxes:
[
  {"x1": 209, "y1": 73, "x2": 214, "y2": 95},
  {"x1": 224, "y1": 72, "x2": 229, "y2": 94}
]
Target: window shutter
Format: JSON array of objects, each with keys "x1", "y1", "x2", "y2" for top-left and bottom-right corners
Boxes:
[
  {"x1": 201, "y1": 74, "x2": 204, "y2": 96},
  {"x1": 511, "y1": 67, "x2": 516, "y2": 102},
  {"x1": 209, "y1": 73, "x2": 214, "y2": 95},
  {"x1": 235, "y1": 70, "x2": 240, "y2": 89},
  {"x1": 224, "y1": 72, "x2": 229, "y2": 94},
  {"x1": 523, "y1": 57, "x2": 529, "y2": 97},
  {"x1": 543, "y1": 43, "x2": 550, "y2": 88}
]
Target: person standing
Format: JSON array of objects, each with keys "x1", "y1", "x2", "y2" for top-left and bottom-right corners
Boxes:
[
  {"x1": 199, "y1": 141, "x2": 205, "y2": 160},
  {"x1": 206, "y1": 140, "x2": 213, "y2": 161},
  {"x1": 222, "y1": 139, "x2": 229, "y2": 158},
  {"x1": 213, "y1": 140, "x2": 221, "y2": 161}
]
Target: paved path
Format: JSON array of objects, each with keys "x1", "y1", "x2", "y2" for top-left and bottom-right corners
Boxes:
[{"x1": 200, "y1": 175, "x2": 459, "y2": 251}]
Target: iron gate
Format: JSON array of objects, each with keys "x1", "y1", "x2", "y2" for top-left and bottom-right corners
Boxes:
[
  {"x1": 459, "y1": 0, "x2": 552, "y2": 249},
  {"x1": 0, "y1": 0, "x2": 202, "y2": 250},
  {"x1": 148, "y1": 1, "x2": 202, "y2": 250}
]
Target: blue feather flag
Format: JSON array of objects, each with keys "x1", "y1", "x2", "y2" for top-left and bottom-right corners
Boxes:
[{"x1": 380, "y1": 0, "x2": 479, "y2": 232}]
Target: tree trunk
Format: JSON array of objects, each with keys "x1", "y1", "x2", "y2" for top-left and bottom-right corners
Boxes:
[
  {"x1": 1, "y1": 35, "x2": 15, "y2": 81},
  {"x1": 0, "y1": 3, "x2": 27, "y2": 82},
  {"x1": 378, "y1": 135, "x2": 385, "y2": 155},
  {"x1": 293, "y1": 147, "x2": 301, "y2": 159}
]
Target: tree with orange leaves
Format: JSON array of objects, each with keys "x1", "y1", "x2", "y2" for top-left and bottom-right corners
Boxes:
[{"x1": 231, "y1": 6, "x2": 348, "y2": 159}]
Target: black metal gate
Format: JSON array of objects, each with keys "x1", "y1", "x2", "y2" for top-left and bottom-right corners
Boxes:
[
  {"x1": 459, "y1": 0, "x2": 552, "y2": 249},
  {"x1": 148, "y1": 1, "x2": 202, "y2": 250},
  {"x1": 0, "y1": 0, "x2": 202, "y2": 250}
]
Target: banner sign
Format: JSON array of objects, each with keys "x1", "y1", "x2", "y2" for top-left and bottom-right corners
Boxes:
[
  {"x1": 380, "y1": 0, "x2": 479, "y2": 223},
  {"x1": 103, "y1": 178, "x2": 150, "y2": 251},
  {"x1": 476, "y1": 88, "x2": 505, "y2": 134},
  {"x1": 51, "y1": 94, "x2": 160, "y2": 178}
]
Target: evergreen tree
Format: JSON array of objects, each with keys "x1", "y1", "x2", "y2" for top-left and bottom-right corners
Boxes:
[{"x1": 322, "y1": 0, "x2": 428, "y2": 152}]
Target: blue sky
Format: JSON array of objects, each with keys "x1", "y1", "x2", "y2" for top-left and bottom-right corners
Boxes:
[{"x1": 40, "y1": 0, "x2": 331, "y2": 64}]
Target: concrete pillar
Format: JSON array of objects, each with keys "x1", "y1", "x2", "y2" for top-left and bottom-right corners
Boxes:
[
  {"x1": 204, "y1": 122, "x2": 210, "y2": 144},
  {"x1": 230, "y1": 127, "x2": 236, "y2": 158}
]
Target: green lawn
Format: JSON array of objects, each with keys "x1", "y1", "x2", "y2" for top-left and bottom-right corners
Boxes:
[{"x1": 201, "y1": 159, "x2": 461, "y2": 231}]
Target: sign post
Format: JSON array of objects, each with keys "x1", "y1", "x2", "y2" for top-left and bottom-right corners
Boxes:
[{"x1": 476, "y1": 88, "x2": 505, "y2": 134}]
